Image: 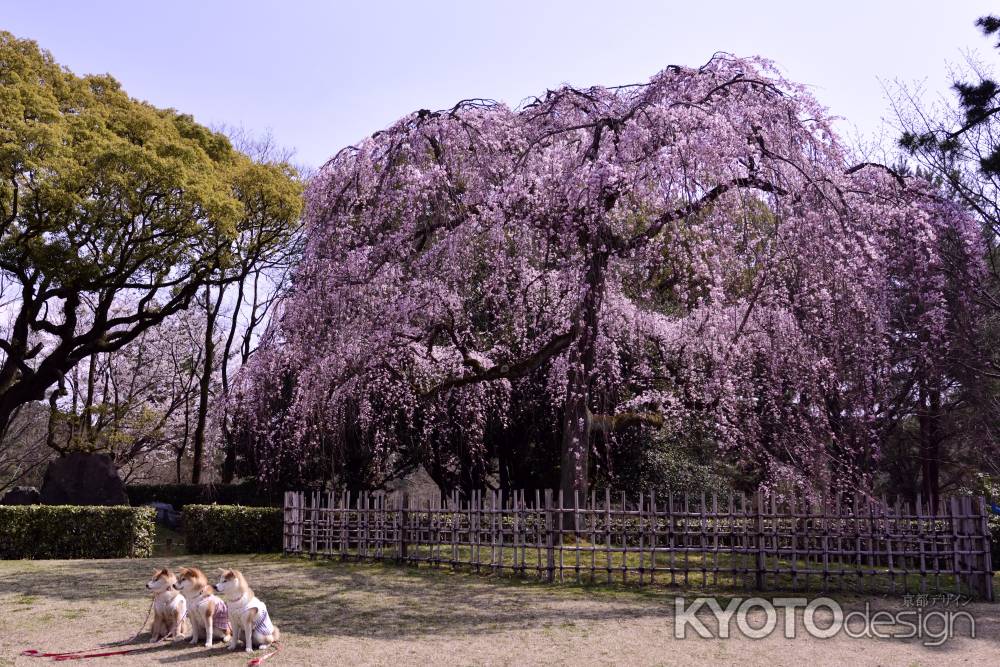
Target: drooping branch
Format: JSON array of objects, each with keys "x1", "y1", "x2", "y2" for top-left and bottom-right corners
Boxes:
[
  {"x1": 845, "y1": 161, "x2": 906, "y2": 188},
  {"x1": 622, "y1": 175, "x2": 787, "y2": 251},
  {"x1": 421, "y1": 325, "x2": 579, "y2": 400},
  {"x1": 588, "y1": 410, "x2": 665, "y2": 433}
]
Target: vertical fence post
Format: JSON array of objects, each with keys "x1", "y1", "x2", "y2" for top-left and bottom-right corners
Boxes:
[
  {"x1": 958, "y1": 496, "x2": 970, "y2": 596},
  {"x1": 605, "y1": 488, "x2": 613, "y2": 585},
  {"x1": 308, "y1": 490, "x2": 317, "y2": 559},
  {"x1": 294, "y1": 491, "x2": 303, "y2": 554},
  {"x1": 755, "y1": 491, "x2": 766, "y2": 591},
  {"x1": 282, "y1": 491, "x2": 290, "y2": 555},
  {"x1": 976, "y1": 496, "x2": 995, "y2": 602},
  {"x1": 544, "y1": 489, "x2": 555, "y2": 583},
  {"x1": 949, "y1": 496, "x2": 962, "y2": 596},
  {"x1": 398, "y1": 493, "x2": 408, "y2": 562}
]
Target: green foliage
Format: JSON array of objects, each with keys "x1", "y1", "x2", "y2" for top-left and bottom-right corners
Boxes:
[
  {"x1": 604, "y1": 428, "x2": 734, "y2": 499},
  {"x1": 0, "y1": 32, "x2": 304, "y2": 441},
  {"x1": 0, "y1": 505, "x2": 154, "y2": 559},
  {"x1": 183, "y1": 505, "x2": 282, "y2": 554},
  {"x1": 127, "y1": 482, "x2": 282, "y2": 508},
  {"x1": 0, "y1": 31, "x2": 241, "y2": 287}
]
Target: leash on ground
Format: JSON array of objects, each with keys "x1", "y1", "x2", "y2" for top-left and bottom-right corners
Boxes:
[
  {"x1": 248, "y1": 641, "x2": 283, "y2": 666},
  {"x1": 24, "y1": 642, "x2": 283, "y2": 665},
  {"x1": 21, "y1": 645, "x2": 158, "y2": 661},
  {"x1": 23, "y1": 596, "x2": 283, "y2": 665},
  {"x1": 126, "y1": 595, "x2": 156, "y2": 643},
  {"x1": 21, "y1": 595, "x2": 163, "y2": 660}
]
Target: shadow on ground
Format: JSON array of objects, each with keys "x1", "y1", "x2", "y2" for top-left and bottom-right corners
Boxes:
[
  {"x1": 1, "y1": 554, "x2": 998, "y2": 656},
  {"x1": 0, "y1": 555, "x2": 677, "y2": 641}
]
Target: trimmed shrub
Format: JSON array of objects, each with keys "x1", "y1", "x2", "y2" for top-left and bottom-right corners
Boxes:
[
  {"x1": 126, "y1": 481, "x2": 283, "y2": 509},
  {"x1": 183, "y1": 505, "x2": 282, "y2": 554},
  {"x1": 0, "y1": 505, "x2": 155, "y2": 559}
]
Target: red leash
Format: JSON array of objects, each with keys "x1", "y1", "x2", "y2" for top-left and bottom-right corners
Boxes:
[
  {"x1": 21, "y1": 650, "x2": 98, "y2": 659},
  {"x1": 25, "y1": 644, "x2": 281, "y2": 665},
  {"x1": 52, "y1": 648, "x2": 153, "y2": 661},
  {"x1": 21, "y1": 596, "x2": 159, "y2": 660},
  {"x1": 248, "y1": 641, "x2": 283, "y2": 666},
  {"x1": 22, "y1": 646, "x2": 157, "y2": 660},
  {"x1": 22, "y1": 593, "x2": 282, "y2": 666},
  {"x1": 25, "y1": 642, "x2": 283, "y2": 665}
]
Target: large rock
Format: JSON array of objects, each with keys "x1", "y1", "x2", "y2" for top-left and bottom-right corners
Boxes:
[
  {"x1": 0, "y1": 486, "x2": 40, "y2": 505},
  {"x1": 40, "y1": 453, "x2": 128, "y2": 506}
]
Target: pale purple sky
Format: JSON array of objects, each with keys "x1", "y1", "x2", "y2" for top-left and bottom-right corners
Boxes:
[{"x1": 3, "y1": 1, "x2": 996, "y2": 167}]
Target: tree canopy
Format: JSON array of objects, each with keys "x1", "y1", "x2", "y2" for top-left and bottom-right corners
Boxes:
[
  {"x1": 231, "y1": 55, "x2": 984, "y2": 501},
  {"x1": 889, "y1": 15, "x2": 1000, "y2": 501},
  {"x1": 0, "y1": 32, "x2": 302, "y2": 445}
]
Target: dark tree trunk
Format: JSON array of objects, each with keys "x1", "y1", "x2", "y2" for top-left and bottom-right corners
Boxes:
[
  {"x1": 919, "y1": 384, "x2": 942, "y2": 510},
  {"x1": 192, "y1": 286, "x2": 224, "y2": 485},
  {"x1": 498, "y1": 436, "x2": 511, "y2": 493},
  {"x1": 220, "y1": 421, "x2": 237, "y2": 484},
  {"x1": 559, "y1": 364, "x2": 591, "y2": 514},
  {"x1": 218, "y1": 275, "x2": 247, "y2": 484},
  {"x1": 559, "y1": 249, "x2": 607, "y2": 525},
  {"x1": 83, "y1": 353, "x2": 97, "y2": 437}
]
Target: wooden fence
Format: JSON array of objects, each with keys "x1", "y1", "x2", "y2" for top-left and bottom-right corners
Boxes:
[{"x1": 283, "y1": 489, "x2": 995, "y2": 600}]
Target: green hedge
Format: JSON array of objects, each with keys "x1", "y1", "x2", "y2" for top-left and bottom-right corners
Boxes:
[
  {"x1": 183, "y1": 505, "x2": 283, "y2": 554},
  {"x1": 127, "y1": 482, "x2": 283, "y2": 509},
  {"x1": 0, "y1": 505, "x2": 155, "y2": 559}
]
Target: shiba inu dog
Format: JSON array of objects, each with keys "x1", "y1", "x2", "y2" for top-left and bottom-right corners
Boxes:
[
  {"x1": 174, "y1": 567, "x2": 232, "y2": 648},
  {"x1": 213, "y1": 569, "x2": 281, "y2": 653},
  {"x1": 145, "y1": 569, "x2": 187, "y2": 642}
]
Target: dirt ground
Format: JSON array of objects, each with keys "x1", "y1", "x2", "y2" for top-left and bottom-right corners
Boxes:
[{"x1": 0, "y1": 555, "x2": 998, "y2": 666}]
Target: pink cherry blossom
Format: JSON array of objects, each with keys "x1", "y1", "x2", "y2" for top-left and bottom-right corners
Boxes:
[{"x1": 229, "y1": 56, "x2": 984, "y2": 497}]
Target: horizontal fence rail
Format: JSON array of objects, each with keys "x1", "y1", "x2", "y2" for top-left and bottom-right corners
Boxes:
[{"x1": 283, "y1": 489, "x2": 994, "y2": 600}]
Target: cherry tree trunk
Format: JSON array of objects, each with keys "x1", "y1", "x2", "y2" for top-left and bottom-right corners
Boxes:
[
  {"x1": 559, "y1": 250, "x2": 607, "y2": 527},
  {"x1": 919, "y1": 385, "x2": 942, "y2": 509}
]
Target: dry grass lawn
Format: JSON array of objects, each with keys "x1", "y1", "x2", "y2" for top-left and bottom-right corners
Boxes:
[{"x1": 0, "y1": 554, "x2": 998, "y2": 666}]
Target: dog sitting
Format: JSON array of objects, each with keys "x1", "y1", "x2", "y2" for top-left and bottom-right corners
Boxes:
[
  {"x1": 213, "y1": 569, "x2": 281, "y2": 653},
  {"x1": 145, "y1": 569, "x2": 187, "y2": 642},
  {"x1": 174, "y1": 567, "x2": 232, "y2": 648}
]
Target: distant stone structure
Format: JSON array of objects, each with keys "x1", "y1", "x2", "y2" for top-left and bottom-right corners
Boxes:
[
  {"x1": 384, "y1": 465, "x2": 443, "y2": 503},
  {"x1": 40, "y1": 452, "x2": 128, "y2": 505}
]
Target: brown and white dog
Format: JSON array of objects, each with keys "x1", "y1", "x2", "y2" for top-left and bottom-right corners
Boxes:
[
  {"x1": 213, "y1": 569, "x2": 280, "y2": 653},
  {"x1": 145, "y1": 569, "x2": 187, "y2": 642},
  {"x1": 174, "y1": 567, "x2": 232, "y2": 648}
]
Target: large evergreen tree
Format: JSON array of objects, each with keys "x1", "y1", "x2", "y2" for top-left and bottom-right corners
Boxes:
[
  {"x1": 893, "y1": 16, "x2": 1000, "y2": 500},
  {"x1": 0, "y1": 32, "x2": 301, "y2": 470}
]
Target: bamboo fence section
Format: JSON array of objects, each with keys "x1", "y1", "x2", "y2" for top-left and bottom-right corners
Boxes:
[{"x1": 283, "y1": 489, "x2": 994, "y2": 600}]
